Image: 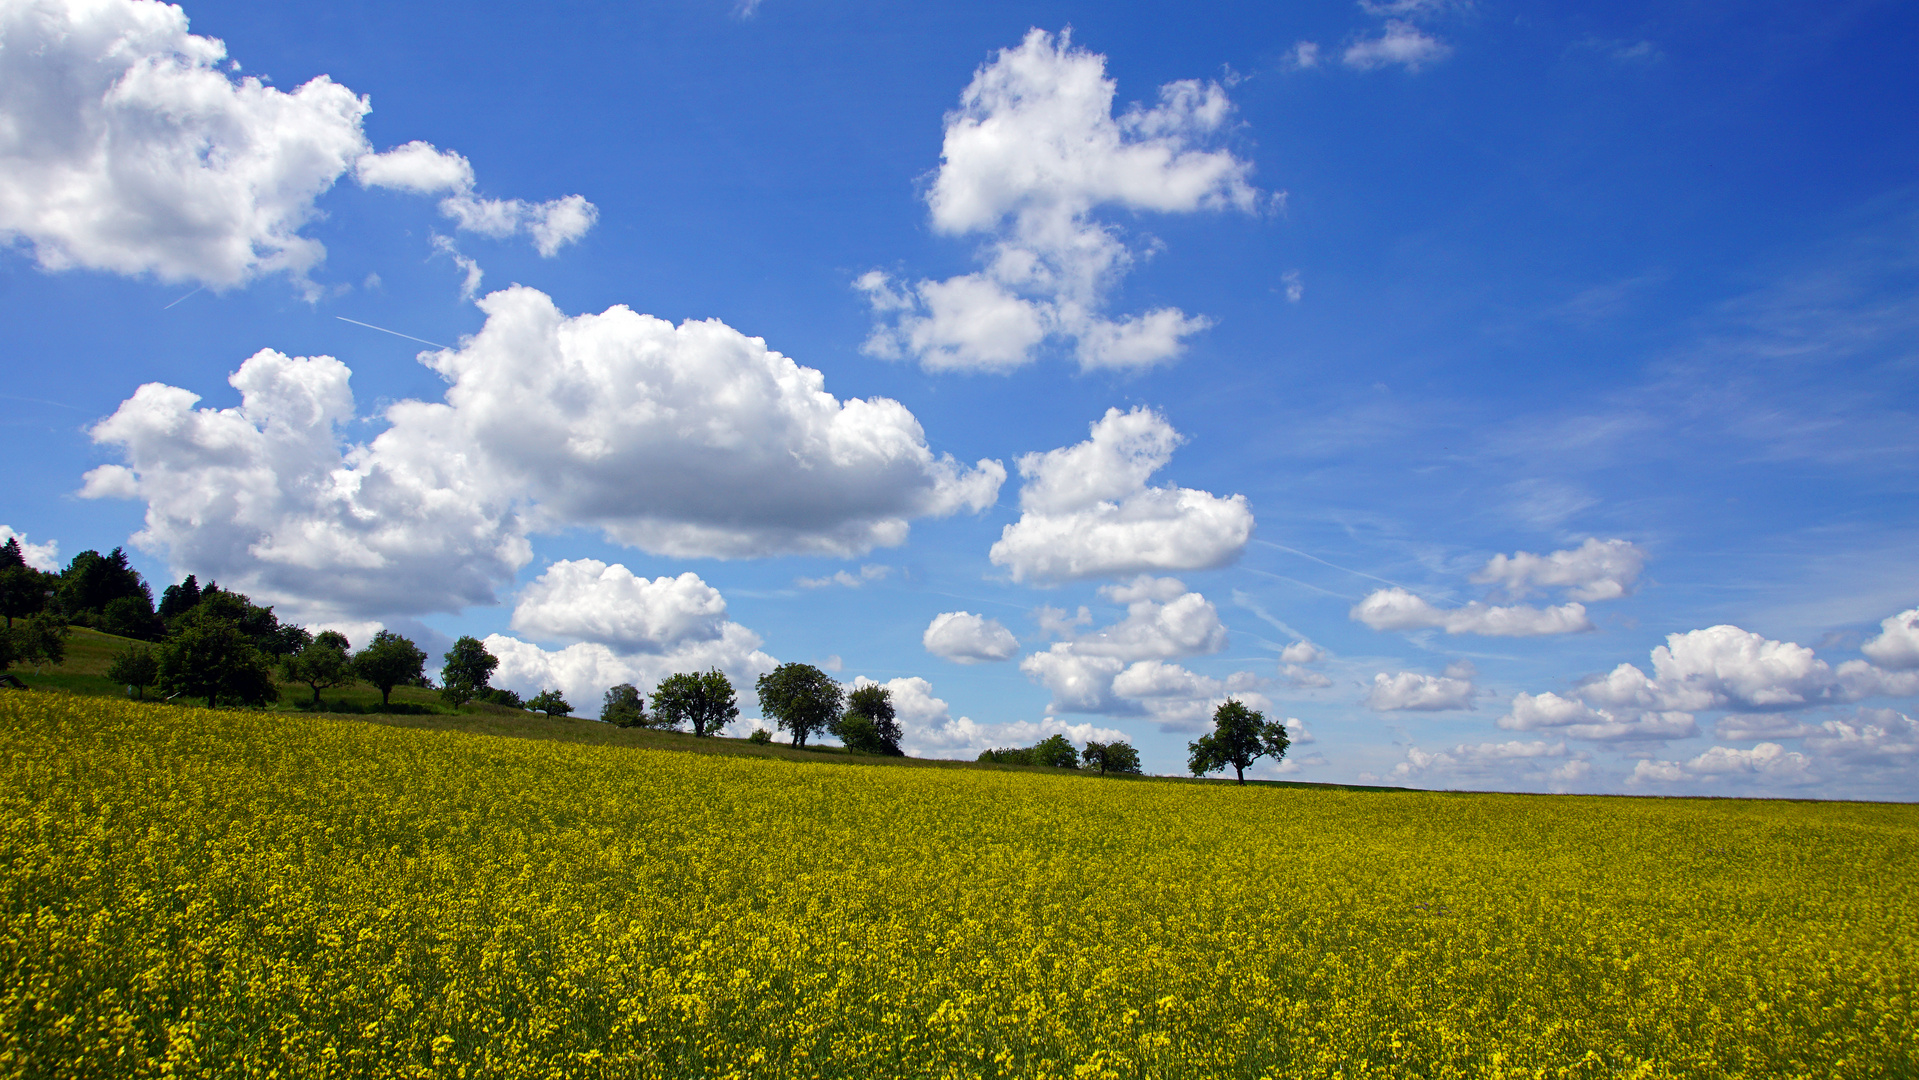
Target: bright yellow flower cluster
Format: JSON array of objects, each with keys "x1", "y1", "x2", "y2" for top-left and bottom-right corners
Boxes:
[{"x1": 1, "y1": 695, "x2": 1913, "y2": 1078}]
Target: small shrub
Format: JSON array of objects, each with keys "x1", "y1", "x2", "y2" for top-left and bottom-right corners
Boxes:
[{"x1": 747, "y1": 728, "x2": 773, "y2": 745}]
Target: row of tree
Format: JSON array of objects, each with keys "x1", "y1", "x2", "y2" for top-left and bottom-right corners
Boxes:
[
  {"x1": 593, "y1": 661, "x2": 907, "y2": 755},
  {"x1": 6, "y1": 539, "x2": 1299, "y2": 779}
]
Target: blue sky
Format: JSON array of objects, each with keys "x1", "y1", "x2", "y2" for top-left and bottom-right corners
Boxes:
[{"x1": 4, "y1": 0, "x2": 1917, "y2": 798}]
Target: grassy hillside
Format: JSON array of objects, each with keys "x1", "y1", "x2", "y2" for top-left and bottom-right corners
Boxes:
[{"x1": 3, "y1": 694, "x2": 1913, "y2": 1078}]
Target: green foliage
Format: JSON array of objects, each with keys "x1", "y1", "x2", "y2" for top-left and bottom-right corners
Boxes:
[
  {"x1": 601, "y1": 683, "x2": 646, "y2": 727},
  {"x1": 156, "y1": 574, "x2": 203, "y2": 621},
  {"x1": 1032, "y1": 733, "x2": 1080, "y2": 769},
  {"x1": 0, "y1": 541, "x2": 54, "y2": 629},
  {"x1": 836, "y1": 713, "x2": 887, "y2": 755},
  {"x1": 156, "y1": 602, "x2": 277, "y2": 708},
  {"x1": 978, "y1": 735, "x2": 1080, "y2": 768},
  {"x1": 1082, "y1": 739, "x2": 1143, "y2": 776},
  {"x1": 352, "y1": 631, "x2": 427, "y2": 707},
  {"x1": 440, "y1": 636, "x2": 499, "y2": 707},
  {"x1": 100, "y1": 595, "x2": 163, "y2": 641},
  {"x1": 3, "y1": 612, "x2": 71, "y2": 674},
  {"x1": 54, "y1": 548, "x2": 150, "y2": 626},
  {"x1": 105, "y1": 645, "x2": 159, "y2": 699},
  {"x1": 756, "y1": 663, "x2": 841, "y2": 748},
  {"x1": 481, "y1": 688, "x2": 524, "y2": 708},
  {"x1": 1189, "y1": 699, "x2": 1290, "y2": 785},
  {"x1": 746, "y1": 727, "x2": 774, "y2": 745},
  {"x1": 655, "y1": 670, "x2": 739, "y2": 737},
  {"x1": 526, "y1": 689, "x2": 572, "y2": 718},
  {"x1": 282, "y1": 634, "x2": 355, "y2": 705},
  {"x1": 841, "y1": 682, "x2": 904, "y2": 755}
]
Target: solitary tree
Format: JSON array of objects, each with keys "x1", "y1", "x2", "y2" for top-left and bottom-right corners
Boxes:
[
  {"x1": 106, "y1": 644, "x2": 159, "y2": 699},
  {"x1": 441, "y1": 636, "x2": 499, "y2": 707},
  {"x1": 1082, "y1": 739, "x2": 1143, "y2": 776},
  {"x1": 352, "y1": 631, "x2": 427, "y2": 708},
  {"x1": 654, "y1": 669, "x2": 738, "y2": 736},
  {"x1": 840, "y1": 683, "x2": 904, "y2": 755},
  {"x1": 756, "y1": 663, "x2": 841, "y2": 748},
  {"x1": 526, "y1": 689, "x2": 572, "y2": 717},
  {"x1": 601, "y1": 683, "x2": 646, "y2": 727},
  {"x1": 1188, "y1": 699, "x2": 1290, "y2": 785},
  {"x1": 156, "y1": 603, "x2": 277, "y2": 708},
  {"x1": 283, "y1": 631, "x2": 354, "y2": 705}
]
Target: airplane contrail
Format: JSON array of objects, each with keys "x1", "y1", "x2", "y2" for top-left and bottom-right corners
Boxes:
[
  {"x1": 162, "y1": 285, "x2": 204, "y2": 309},
  {"x1": 334, "y1": 316, "x2": 449, "y2": 350}
]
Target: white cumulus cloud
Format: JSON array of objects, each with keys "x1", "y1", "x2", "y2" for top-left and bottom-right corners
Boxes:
[
  {"x1": 81, "y1": 348, "x2": 531, "y2": 623},
  {"x1": 1351, "y1": 539, "x2": 1645, "y2": 638},
  {"x1": 1861, "y1": 608, "x2": 1919, "y2": 671},
  {"x1": 82, "y1": 286, "x2": 1001, "y2": 620},
  {"x1": 509, "y1": 561, "x2": 728, "y2": 654},
  {"x1": 1017, "y1": 576, "x2": 1262, "y2": 729},
  {"x1": 922, "y1": 611, "x2": 1020, "y2": 664},
  {"x1": 990, "y1": 407, "x2": 1252, "y2": 582},
  {"x1": 486, "y1": 561, "x2": 776, "y2": 711},
  {"x1": 860, "y1": 28, "x2": 1259, "y2": 372},
  {"x1": 1364, "y1": 669, "x2": 1476, "y2": 711},
  {"x1": 0, "y1": 0, "x2": 591, "y2": 291},
  {"x1": 1351, "y1": 587, "x2": 1594, "y2": 637},
  {"x1": 1471, "y1": 538, "x2": 1646, "y2": 602}
]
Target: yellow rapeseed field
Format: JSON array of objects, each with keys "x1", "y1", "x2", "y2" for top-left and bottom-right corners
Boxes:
[{"x1": 1, "y1": 695, "x2": 1913, "y2": 1078}]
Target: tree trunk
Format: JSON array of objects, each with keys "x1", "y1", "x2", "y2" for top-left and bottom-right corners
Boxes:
[
  {"x1": 380, "y1": 686, "x2": 392, "y2": 707},
  {"x1": 1234, "y1": 763, "x2": 1245, "y2": 785},
  {"x1": 312, "y1": 684, "x2": 323, "y2": 704}
]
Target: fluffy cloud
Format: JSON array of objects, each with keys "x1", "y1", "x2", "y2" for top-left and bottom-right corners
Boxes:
[
  {"x1": 1279, "y1": 639, "x2": 1333, "y2": 688},
  {"x1": 357, "y1": 141, "x2": 596, "y2": 256},
  {"x1": 1352, "y1": 539, "x2": 1646, "y2": 638},
  {"x1": 1861, "y1": 608, "x2": 1919, "y2": 670},
  {"x1": 922, "y1": 611, "x2": 1020, "y2": 664},
  {"x1": 860, "y1": 29, "x2": 1259, "y2": 372},
  {"x1": 0, "y1": 0, "x2": 590, "y2": 291},
  {"x1": 1628, "y1": 711, "x2": 1918, "y2": 797},
  {"x1": 83, "y1": 286, "x2": 1002, "y2": 619},
  {"x1": 1803, "y1": 709, "x2": 1919, "y2": 769},
  {"x1": 485, "y1": 562, "x2": 776, "y2": 709},
  {"x1": 486, "y1": 628, "x2": 777, "y2": 716},
  {"x1": 1471, "y1": 538, "x2": 1646, "y2": 602},
  {"x1": 1351, "y1": 587, "x2": 1593, "y2": 637},
  {"x1": 857, "y1": 675, "x2": 1128, "y2": 760},
  {"x1": 1497, "y1": 691, "x2": 1698, "y2": 742},
  {"x1": 990, "y1": 407, "x2": 1252, "y2": 582},
  {"x1": 1018, "y1": 576, "x2": 1262, "y2": 729},
  {"x1": 1343, "y1": 21, "x2": 1452, "y2": 71},
  {"x1": 1496, "y1": 618, "x2": 1919, "y2": 751},
  {"x1": 1382, "y1": 740, "x2": 1592, "y2": 791},
  {"x1": 1363, "y1": 668, "x2": 1476, "y2": 711},
  {"x1": 0, "y1": 525, "x2": 60, "y2": 571},
  {"x1": 82, "y1": 348, "x2": 531, "y2": 622},
  {"x1": 422, "y1": 287, "x2": 1002, "y2": 558},
  {"x1": 1628, "y1": 743, "x2": 1813, "y2": 787},
  {"x1": 509, "y1": 561, "x2": 727, "y2": 653}
]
